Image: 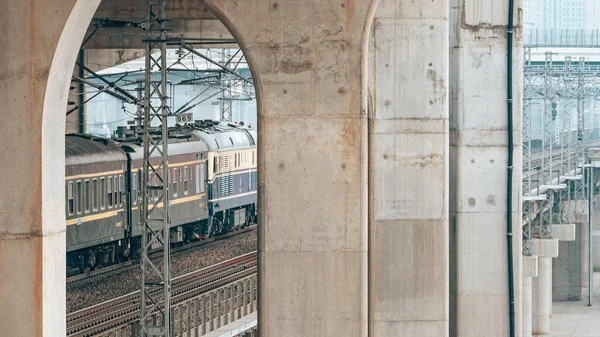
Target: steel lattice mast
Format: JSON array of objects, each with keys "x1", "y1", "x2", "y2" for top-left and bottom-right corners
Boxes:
[
  {"x1": 539, "y1": 51, "x2": 555, "y2": 239},
  {"x1": 573, "y1": 57, "x2": 587, "y2": 214},
  {"x1": 140, "y1": 0, "x2": 171, "y2": 335}
]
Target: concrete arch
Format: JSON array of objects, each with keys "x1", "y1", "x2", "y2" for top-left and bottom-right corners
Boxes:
[
  {"x1": 1, "y1": 0, "x2": 378, "y2": 335},
  {"x1": 0, "y1": 1, "x2": 100, "y2": 336},
  {"x1": 201, "y1": 1, "x2": 379, "y2": 336}
]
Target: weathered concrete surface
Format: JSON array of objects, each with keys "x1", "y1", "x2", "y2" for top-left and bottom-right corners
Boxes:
[
  {"x1": 532, "y1": 240, "x2": 558, "y2": 335},
  {"x1": 552, "y1": 224, "x2": 582, "y2": 302},
  {"x1": 523, "y1": 277, "x2": 534, "y2": 337},
  {"x1": 523, "y1": 256, "x2": 538, "y2": 337},
  {"x1": 82, "y1": 0, "x2": 233, "y2": 48},
  {"x1": 368, "y1": 1, "x2": 449, "y2": 336},
  {"x1": 201, "y1": 1, "x2": 378, "y2": 336},
  {"x1": 551, "y1": 224, "x2": 576, "y2": 241},
  {"x1": 593, "y1": 195, "x2": 600, "y2": 271},
  {"x1": 84, "y1": 19, "x2": 234, "y2": 49},
  {"x1": 532, "y1": 239, "x2": 559, "y2": 259},
  {"x1": 580, "y1": 215, "x2": 591, "y2": 303},
  {"x1": 0, "y1": 1, "x2": 100, "y2": 336},
  {"x1": 449, "y1": 0, "x2": 523, "y2": 336},
  {"x1": 533, "y1": 257, "x2": 552, "y2": 335},
  {"x1": 95, "y1": 0, "x2": 216, "y2": 20}
]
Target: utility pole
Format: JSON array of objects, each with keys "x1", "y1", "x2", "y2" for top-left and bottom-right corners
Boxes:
[{"x1": 140, "y1": 0, "x2": 171, "y2": 335}]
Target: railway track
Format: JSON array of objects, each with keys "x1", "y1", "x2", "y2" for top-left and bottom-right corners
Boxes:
[
  {"x1": 67, "y1": 225, "x2": 257, "y2": 288},
  {"x1": 522, "y1": 138, "x2": 600, "y2": 183},
  {"x1": 66, "y1": 251, "x2": 258, "y2": 337}
]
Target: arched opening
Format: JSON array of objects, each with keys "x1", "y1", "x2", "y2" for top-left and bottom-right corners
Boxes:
[
  {"x1": 0, "y1": 0, "x2": 379, "y2": 336},
  {"x1": 51, "y1": 1, "x2": 261, "y2": 335}
]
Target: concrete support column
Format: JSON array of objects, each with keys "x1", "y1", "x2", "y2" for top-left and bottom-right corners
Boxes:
[
  {"x1": 523, "y1": 277, "x2": 533, "y2": 337},
  {"x1": 593, "y1": 195, "x2": 600, "y2": 271},
  {"x1": 203, "y1": 1, "x2": 378, "y2": 336},
  {"x1": 533, "y1": 257, "x2": 552, "y2": 335},
  {"x1": 0, "y1": 1, "x2": 100, "y2": 336},
  {"x1": 581, "y1": 219, "x2": 590, "y2": 301},
  {"x1": 552, "y1": 223, "x2": 581, "y2": 301},
  {"x1": 449, "y1": 0, "x2": 523, "y2": 336},
  {"x1": 531, "y1": 239, "x2": 559, "y2": 335},
  {"x1": 368, "y1": 1, "x2": 449, "y2": 336},
  {"x1": 522, "y1": 255, "x2": 538, "y2": 337}
]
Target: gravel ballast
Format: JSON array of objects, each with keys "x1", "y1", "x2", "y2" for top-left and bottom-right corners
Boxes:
[{"x1": 67, "y1": 230, "x2": 257, "y2": 313}]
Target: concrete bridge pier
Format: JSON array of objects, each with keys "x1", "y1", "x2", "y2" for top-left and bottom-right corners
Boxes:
[
  {"x1": 531, "y1": 239, "x2": 559, "y2": 335},
  {"x1": 368, "y1": 0, "x2": 449, "y2": 335},
  {"x1": 522, "y1": 255, "x2": 539, "y2": 337},
  {"x1": 202, "y1": 1, "x2": 380, "y2": 336},
  {"x1": 0, "y1": 1, "x2": 100, "y2": 337},
  {"x1": 450, "y1": 0, "x2": 523, "y2": 335}
]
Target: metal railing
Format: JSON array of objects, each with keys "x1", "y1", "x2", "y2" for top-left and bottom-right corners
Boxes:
[
  {"x1": 96, "y1": 274, "x2": 258, "y2": 337},
  {"x1": 524, "y1": 29, "x2": 600, "y2": 48}
]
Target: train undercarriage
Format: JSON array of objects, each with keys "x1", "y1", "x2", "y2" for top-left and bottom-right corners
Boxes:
[{"x1": 66, "y1": 204, "x2": 257, "y2": 277}]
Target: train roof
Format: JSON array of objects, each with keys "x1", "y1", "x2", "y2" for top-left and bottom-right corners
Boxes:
[
  {"x1": 65, "y1": 134, "x2": 126, "y2": 166},
  {"x1": 190, "y1": 123, "x2": 256, "y2": 151},
  {"x1": 121, "y1": 137, "x2": 209, "y2": 161}
]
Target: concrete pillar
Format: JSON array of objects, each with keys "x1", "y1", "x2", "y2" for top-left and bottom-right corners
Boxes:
[
  {"x1": 552, "y1": 224, "x2": 582, "y2": 301},
  {"x1": 533, "y1": 257, "x2": 552, "y2": 335},
  {"x1": 593, "y1": 195, "x2": 600, "y2": 271},
  {"x1": 523, "y1": 277, "x2": 533, "y2": 337},
  {"x1": 531, "y1": 239, "x2": 558, "y2": 335},
  {"x1": 550, "y1": 223, "x2": 577, "y2": 316},
  {"x1": 0, "y1": 1, "x2": 100, "y2": 336},
  {"x1": 581, "y1": 218, "x2": 590, "y2": 301},
  {"x1": 449, "y1": 0, "x2": 523, "y2": 336},
  {"x1": 522, "y1": 256, "x2": 538, "y2": 337},
  {"x1": 203, "y1": 1, "x2": 378, "y2": 336},
  {"x1": 368, "y1": 0, "x2": 449, "y2": 336}
]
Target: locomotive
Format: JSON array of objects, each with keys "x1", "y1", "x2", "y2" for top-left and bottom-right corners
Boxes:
[{"x1": 65, "y1": 120, "x2": 257, "y2": 275}]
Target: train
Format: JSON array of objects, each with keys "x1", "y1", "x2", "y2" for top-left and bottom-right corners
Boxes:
[{"x1": 65, "y1": 120, "x2": 257, "y2": 275}]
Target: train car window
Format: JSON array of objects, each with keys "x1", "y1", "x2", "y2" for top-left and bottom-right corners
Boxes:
[
  {"x1": 132, "y1": 173, "x2": 137, "y2": 205},
  {"x1": 100, "y1": 177, "x2": 106, "y2": 210},
  {"x1": 118, "y1": 175, "x2": 122, "y2": 206},
  {"x1": 249, "y1": 172, "x2": 252, "y2": 192},
  {"x1": 151, "y1": 174, "x2": 157, "y2": 201},
  {"x1": 252, "y1": 151, "x2": 255, "y2": 166},
  {"x1": 168, "y1": 171, "x2": 171, "y2": 197},
  {"x1": 196, "y1": 165, "x2": 201, "y2": 194},
  {"x1": 107, "y1": 177, "x2": 113, "y2": 208},
  {"x1": 114, "y1": 175, "x2": 119, "y2": 206},
  {"x1": 137, "y1": 169, "x2": 142, "y2": 202},
  {"x1": 67, "y1": 181, "x2": 74, "y2": 215},
  {"x1": 184, "y1": 167, "x2": 189, "y2": 195},
  {"x1": 76, "y1": 181, "x2": 83, "y2": 215},
  {"x1": 92, "y1": 179, "x2": 98, "y2": 211},
  {"x1": 84, "y1": 180, "x2": 90, "y2": 213},
  {"x1": 213, "y1": 157, "x2": 218, "y2": 175},
  {"x1": 173, "y1": 168, "x2": 178, "y2": 197}
]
